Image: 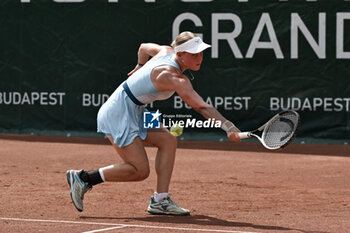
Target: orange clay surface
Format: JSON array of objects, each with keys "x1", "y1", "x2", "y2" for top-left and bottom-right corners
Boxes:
[{"x1": 0, "y1": 134, "x2": 350, "y2": 233}]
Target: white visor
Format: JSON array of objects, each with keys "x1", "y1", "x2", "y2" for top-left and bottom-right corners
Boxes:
[{"x1": 174, "y1": 37, "x2": 211, "y2": 54}]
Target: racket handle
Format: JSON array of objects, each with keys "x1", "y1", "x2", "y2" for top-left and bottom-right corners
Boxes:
[{"x1": 238, "y1": 132, "x2": 251, "y2": 139}]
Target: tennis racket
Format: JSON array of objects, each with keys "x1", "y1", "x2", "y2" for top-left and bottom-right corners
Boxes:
[{"x1": 238, "y1": 110, "x2": 300, "y2": 150}]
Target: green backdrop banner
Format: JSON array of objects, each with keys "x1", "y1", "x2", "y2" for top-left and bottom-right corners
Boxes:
[{"x1": 1, "y1": 0, "x2": 350, "y2": 143}]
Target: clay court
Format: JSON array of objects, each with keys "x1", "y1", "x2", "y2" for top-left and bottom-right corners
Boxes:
[{"x1": 0, "y1": 135, "x2": 349, "y2": 233}]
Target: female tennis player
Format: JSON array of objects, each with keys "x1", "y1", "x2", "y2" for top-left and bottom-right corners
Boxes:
[{"x1": 67, "y1": 31, "x2": 241, "y2": 215}]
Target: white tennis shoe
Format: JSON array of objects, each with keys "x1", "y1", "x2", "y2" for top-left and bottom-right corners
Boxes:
[
  {"x1": 147, "y1": 196, "x2": 190, "y2": 216},
  {"x1": 66, "y1": 169, "x2": 91, "y2": 212}
]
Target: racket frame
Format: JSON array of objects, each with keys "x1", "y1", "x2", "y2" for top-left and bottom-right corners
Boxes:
[{"x1": 238, "y1": 110, "x2": 299, "y2": 150}]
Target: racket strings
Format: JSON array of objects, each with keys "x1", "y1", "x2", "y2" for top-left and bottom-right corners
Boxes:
[{"x1": 263, "y1": 112, "x2": 299, "y2": 149}]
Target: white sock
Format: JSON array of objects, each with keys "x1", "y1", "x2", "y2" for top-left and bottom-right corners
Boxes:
[
  {"x1": 98, "y1": 168, "x2": 105, "y2": 182},
  {"x1": 154, "y1": 192, "x2": 168, "y2": 202}
]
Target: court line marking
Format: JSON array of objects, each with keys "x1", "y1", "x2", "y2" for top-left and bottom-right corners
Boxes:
[
  {"x1": 82, "y1": 225, "x2": 127, "y2": 233},
  {"x1": 0, "y1": 217, "x2": 259, "y2": 233}
]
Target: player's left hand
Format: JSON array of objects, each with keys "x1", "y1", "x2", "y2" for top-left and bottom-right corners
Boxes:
[{"x1": 127, "y1": 64, "x2": 142, "y2": 76}]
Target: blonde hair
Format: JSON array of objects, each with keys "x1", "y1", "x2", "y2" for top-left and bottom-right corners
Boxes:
[{"x1": 171, "y1": 31, "x2": 196, "y2": 48}]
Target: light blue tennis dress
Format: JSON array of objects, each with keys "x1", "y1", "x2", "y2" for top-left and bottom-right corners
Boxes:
[{"x1": 97, "y1": 53, "x2": 180, "y2": 147}]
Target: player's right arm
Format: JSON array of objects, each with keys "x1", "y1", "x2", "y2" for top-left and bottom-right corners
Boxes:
[
  {"x1": 153, "y1": 67, "x2": 241, "y2": 142},
  {"x1": 176, "y1": 77, "x2": 241, "y2": 142}
]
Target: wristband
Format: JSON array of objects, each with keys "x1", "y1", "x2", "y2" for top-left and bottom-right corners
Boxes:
[
  {"x1": 138, "y1": 63, "x2": 144, "y2": 66},
  {"x1": 221, "y1": 120, "x2": 236, "y2": 132}
]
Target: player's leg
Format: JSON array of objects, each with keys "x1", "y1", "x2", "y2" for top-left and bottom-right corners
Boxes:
[
  {"x1": 143, "y1": 127, "x2": 177, "y2": 193},
  {"x1": 143, "y1": 127, "x2": 190, "y2": 216},
  {"x1": 67, "y1": 136, "x2": 150, "y2": 212},
  {"x1": 101, "y1": 136, "x2": 150, "y2": 182}
]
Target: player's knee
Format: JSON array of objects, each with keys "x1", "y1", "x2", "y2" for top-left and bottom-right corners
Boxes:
[
  {"x1": 169, "y1": 134, "x2": 178, "y2": 148},
  {"x1": 161, "y1": 133, "x2": 178, "y2": 150},
  {"x1": 134, "y1": 165, "x2": 150, "y2": 181}
]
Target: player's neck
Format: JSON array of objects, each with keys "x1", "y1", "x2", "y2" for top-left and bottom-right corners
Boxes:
[{"x1": 174, "y1": 55, "x2": 188, "y2": 73}]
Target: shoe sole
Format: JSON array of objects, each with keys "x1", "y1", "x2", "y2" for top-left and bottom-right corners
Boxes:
[
  {"x1": 66, "y1": 170, "x2": 72, "y2": 188},
  {"x1": 147, "y1": 207, "x2": 190, "y2": 216},
  {"x1": 66, "y1": 170, "x2": 83, "y2": 212}
]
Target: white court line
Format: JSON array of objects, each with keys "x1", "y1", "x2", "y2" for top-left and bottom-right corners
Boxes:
[
  {"x1": 0, "y1": 217, "x2": 259, "y2": 233},
  {"x1": 82, "y1": 225, "x2": 126, "y2": 233}
]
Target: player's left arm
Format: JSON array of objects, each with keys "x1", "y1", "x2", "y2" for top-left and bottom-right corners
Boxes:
[{"x1": 128, "y1": 44, "x2": 173, "y2": 76}]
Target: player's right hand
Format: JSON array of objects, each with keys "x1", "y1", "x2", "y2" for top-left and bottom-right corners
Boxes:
[{"x1": 227, "y1": 131, "x2": 241, "y2": 142}]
